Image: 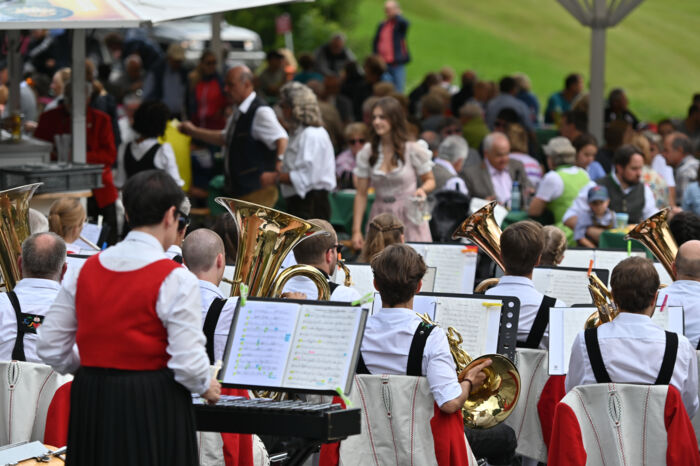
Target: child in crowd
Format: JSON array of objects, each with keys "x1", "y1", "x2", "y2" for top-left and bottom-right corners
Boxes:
[{"x1": 575, "y1": 185, "x2": 616, "y2": 248}]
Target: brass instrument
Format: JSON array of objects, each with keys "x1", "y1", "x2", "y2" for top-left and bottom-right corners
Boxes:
[
  {"x1": 215, "y1": 197, "x2": 331, "y2": 300},
  {"x1": 418, "y1": 313, "x2": 520, "y2": 429},
  {"x1": 625, "y1": 208, "x2": 678, "y2": 280},
  {"x1": 0, "y1": 183, "x2": 42, "y2": 291},
  {"x1": 584, "y1": 273, "x2": 618, "y2": 329},
  {"x1": 452, "y1": 201, "x2": 504, "y2": 293},
  {"x1": 337, "y1": 258, "x2": 353, "y2": 287}
]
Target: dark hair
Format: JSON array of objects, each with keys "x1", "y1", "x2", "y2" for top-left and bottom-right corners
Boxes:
[
  {"x1": 363, "y1": 55, "x2": 386, "y2": 78},
  {"x1": 122, "y1": 170, "x2": 184, "y2": 228},
  {"x1": 293, "y1": 219, "x2": 336, "y2": 265},
  {"x1": 132, "y1": 101, "x2": 170, "y2": 139},
  {"x1": 670, "y1": 133, "x2": 693, "y2": 155},
  {"x1": 499, "y1": 76, "x2": 517, "y2": 94},
  {"x1": 500, "y1": 221, "x2": 544, "y2": 276},
  {"x1": 613, "y1": 144, "x2": 642, "y2": 168},
  {"x1": 608, "y1": 88, "x2": 625, "y2": 105},
  {"x1": 604, "y1": 120, "x2": 629, "y2": 149},
  {"x1": 688, "y1": 104, "x2": 699, "y2": 118},
  {"x1": 563, "y1": 110, "x2": 588, "y2": 133},
  {"x1": 611, "y1": 257, "x2": 659, "y2": 313},
  {"x1": 564, "y1": 73, "x2": 581, "y2": 90},
  {"x1": 669, "y1": 211, "x2": 700, "y2": 246},
  {"x1": 21, "y1": 232, "x2": 66, "y2": 280},
  {"x1": 211, "y1": 213, "x2": 238, "y2": 265},
  {"x1": 371, "y1": 244, "x2": 426, "y2": 306},
  {"x1": 360, "y1": 213, "x2": 404, "y2": 262},
  {"x1": 573, "y1": 133, "x2": 598, "y2": 152},
  {"x1": 298, "y1": 53, "x2": 314, "y2": 70},
  {"x1": 369, "y1": 96, "x2": 409, "y2": 167}
]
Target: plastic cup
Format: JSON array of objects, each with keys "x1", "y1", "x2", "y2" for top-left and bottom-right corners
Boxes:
[{"x1": 615, "y1": 212, "x2": 629, "y2": 230}]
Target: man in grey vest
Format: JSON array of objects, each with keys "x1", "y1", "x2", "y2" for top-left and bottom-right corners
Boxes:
[{"x1": 179, "y1": 65, "x2": 288, "y2": 207}]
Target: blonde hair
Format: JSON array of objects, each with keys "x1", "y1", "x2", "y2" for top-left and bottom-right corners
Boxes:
[
  {"x1": 359, "y1": 213, "x2": 404, "y2": 262},
  {"x1": 344, "y1": 122, "x2": 368, "y2": 141},
  {"x1": 279, "y1": 81, "x2": 323, "y2": 128},
  {"x1": 48, "y1": 198, "x2": 85, "y2": 239},
  {"x1": 541, "y1": 225, "x2": 567, "y2": 266}
]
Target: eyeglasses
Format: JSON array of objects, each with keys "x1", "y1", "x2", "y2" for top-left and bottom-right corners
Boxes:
[
  {"x1": 348, "y1": 138, "x2": 366, "y2": 145},
  {"x1": 329, "y1": 244, "x2": 343, "y2": 254},
  {"x1": 176, "y1": 209, "x2": 190, "y2": 231}
]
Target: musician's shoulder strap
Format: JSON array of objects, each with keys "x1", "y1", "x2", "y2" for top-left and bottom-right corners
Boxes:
[
  {"x1": 7, "y1": 291, "x2": 26, "y2": 362},
  {"x1": 171, "y1": 255, "x2": 183, "y2": 264},
  {"x1": 203, "y1": 297, "x2": 227, "y2": 364},
  {"x1": 356, "y1": 352, "x2": 371, "y2": 374},
  {"x1": 406, "y1": 322, "x2": 436, "y2": 377},
  {"x1": 584, "y1": 327, "x2": 612, "y2": 383},
  {"x1": 655, "y1": 331, "x2": 678, "y2": 385},
  {"x1": 520, "y1": 295, "x2": 557, "y2": 349}
]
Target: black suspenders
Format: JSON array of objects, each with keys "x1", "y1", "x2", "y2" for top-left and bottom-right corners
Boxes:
[
  {"x1": 518, "y1": 295, "x2": 557, "y2": 349},
  {"x1": 585, "y1": 326, "x2": 679, "y2": 385},
  {"x1": 7, "y1": 291, "x2": 45, "y2": 362},
  {"x1": 356, "y1": 321, "x2": 436, "y2": 376},
  {"x1": 202, "y1": 297, "x2": 227, "y2": 364}
]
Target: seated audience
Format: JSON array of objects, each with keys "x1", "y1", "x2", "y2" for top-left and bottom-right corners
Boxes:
[
  {"x1": 540, "y1": 225, "x2": 567, "y2": 266},
  {"x1": 432, "y1": 135, "x2": 469, "y2": 195},
  {"x1": 359, "y1": 213, "x2": 405, "y2": 263},
  {"x1": 48, "y1": 197, "x2": 86, "y2": 254},
  {"x1": 335, "y1": 122, "x2": 367, "y2": 190},
  {"x1": 604, "y1": 88, "x2": 639, "y2": 129},
  {"x1": 486, "y1": 221, "x2": 565, "y2": 348},
  {"x1": 115, "y1": 100, "x2": 183, "y2": 188},
  {"x1": 573, "y1": 133, "x2": 605, "y2": 181},
  {"x1": 566, "y1": 257, "x2": 698, "y2": 418},
  {"x1": 506, "y1": 122, "x2": 543, "y2": 188},
  {"x1": 574, "y1": 185, "x2": 615, "y2": 248},
  {"x1": 0, "y1": 232, "x2": 66, "y2": 362},
  {"x1": 664, "y1": 132, "x2": 699, "y2": 206},
  {"x1": 683, "y1": 168, "x2": 700, "y2": 215},
  {"x1": 657, "y1": 240, "x2": 700, "y2": 350},
  {"x1": 633, "y1": 132, "x2": 669, "y2": 209},
  {"x1": 544, "y1": 73, "x2": 582, "y2": 125}
]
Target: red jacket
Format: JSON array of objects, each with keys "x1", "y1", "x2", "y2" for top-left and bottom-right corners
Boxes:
[{"x1": 34, "y1": 104, "x2": 118, "y2": 208}]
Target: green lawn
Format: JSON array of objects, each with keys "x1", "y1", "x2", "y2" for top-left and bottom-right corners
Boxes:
[{"x1": 345, "y1": 0, "x2": 700, "y2": 122}]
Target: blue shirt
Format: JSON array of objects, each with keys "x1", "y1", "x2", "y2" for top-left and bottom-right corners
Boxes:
[
  {"x1": 586, "y1": 161, "x2": 606, "y2": 181},
  {"x1": 682, "y1": 181, "x2": 700, "y2": 215},
  {"x1": 544, "y1": 91, "x2": 573, "y2": 124}
]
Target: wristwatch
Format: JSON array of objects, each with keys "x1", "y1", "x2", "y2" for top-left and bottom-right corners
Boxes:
[{"x1": 277, "y1": 154, "x2": 284, "y2": 161}]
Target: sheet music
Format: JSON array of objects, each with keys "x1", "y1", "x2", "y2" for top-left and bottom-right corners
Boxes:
[
  {"x1": 335, "y1": 263, "x2": 436, "y2": 297},
  {"x1": 559, "y1": 249, "x2": 644, "y2": 273},
  {"x1": 73, "y1": 223, "x2": 102, "y2": 251},
  {"x1": 283, "y1": 305, "x2": 362, "y2": 391},
  {"x1": 433, "y1": 297, "x2": 501, "y2": 357},
  {"x1": 222, "y1": 301, "x2": 299, "y2": 387},
  {"x1": 370, "y1": 293, "x2": 437, "y2": 319},
  {"x1": 218, "y1": 265, "x2": 236, "y2": 296},
  {"x1": 592, "y1": 250, "x2": 644, "y2": 273},
  {"x1": 408, "y1": 243, "x2": 477, "y2": 294},
  {"x1": 423, "y1": 267, "x2": 437, "y2": 292},
  {"x1": 532, "y1": 268, "x2": 593, "y2": 305},
  {"x1": 651, "y1": 306, "x2": 684, "y2": 334}
]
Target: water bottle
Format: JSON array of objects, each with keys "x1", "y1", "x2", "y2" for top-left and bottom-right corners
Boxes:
[{"x1": 510, "y1": 181, "x2": 521, "y2": 212}]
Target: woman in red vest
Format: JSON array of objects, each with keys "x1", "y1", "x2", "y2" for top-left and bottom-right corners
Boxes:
[{"x1": 37, "y1": 170, "x2": 220, "y2": 466}]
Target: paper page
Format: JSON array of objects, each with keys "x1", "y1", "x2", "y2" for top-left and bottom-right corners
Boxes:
[
  {"x1": 423, "y1": 245, "x2": 477, "y2": 294},
  {"x1": 221, "y1": 301, "x2": 299, "y2": 387},
  {"x1": 422, "y1": 267, "x2": 437, "y2": 292},
  {"x1": 433, "y1": 297, "x2": 501, "y2": 357},
  {"x1": 593, "y1": 250, "x2": 644, "y2": 274},
  {"x1": 335, "y1": 264, "x2": 375, "y2": 298},
  {"x1": 218, "y1": 265, "x2": 236, "y2": 297},
  {"x1": 651, "y1": 306, "x2": 684, "y2": 334},
  {"x1": 548, "y1": 307, "x2": 596, "y2": 375},
  {"x1": 408, "y1": 243, "x2": 428, "y2": 260},
  {"x1": 558, "y1": 249, "x2": 594, "y2": 269},
  {"x1": 654, "y1": 263, "x2": 674, "y2": 287},
  {"x1": 371, "y1": 293, "x2": 437, "y2": 320},
  {"x1": 72, "y1": 223, "x2": 102, "y2": 251},
  {"x1": 282, "y1": 305, "x2": 362, "y2": 391},
  {"x1": 532, "y1": 268, "x2": 593, "y2": 306}
]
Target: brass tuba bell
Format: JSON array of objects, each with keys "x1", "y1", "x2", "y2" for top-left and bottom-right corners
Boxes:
[
  {"x1": 452, "y1": 201, "x2": 504, "y2": 293},
  {"x1": 216, "y1": 197, "x2": 331, "y2": 300},
  {"x1": 584, "y1": 273, "x2": 618, "y2": 329},
  {"x1": 0, "y1": 183, "x2": 42, "y2": 291},
  {"x1": 624, "y1": 208, "x2": 678, "y2": 280},
  {"x1": 418, "y1": 313, "x2": 520, "y2": 429}
]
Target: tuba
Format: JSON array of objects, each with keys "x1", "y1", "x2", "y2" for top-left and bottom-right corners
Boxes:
[
  {"x1": 452, "y1": 201, "x2": 504, "y2": 293},
  {"x1": 216, "y1": 197, "x2": 331, "y2": 300},
  {"x1": 0, "y1": 183, "x2": 42, "y2": 291},
  {"x1": 625, "y1": 208, "x2": 678, "y2": 280},
  {"x1": 584, "y1": 273, "x2": 618, "y2": 329},
  {"x1": 418, "y1": 313, "x2": 520, "y2": 429}
]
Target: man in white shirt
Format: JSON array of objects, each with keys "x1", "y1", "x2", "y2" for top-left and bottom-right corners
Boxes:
[
  {"x1": 486, "y1": 221, "x2": 565, "y2": 349},
  {"x1": 433, "y1": 135, "x2": 469, "y2": 195},
  {"x1": 566, "y1": 257, "x2": 699, "y2": 418},
  {"x1": 181, "y1": 228, "x2": 235, "y2": 363},
  {"x1": 179, "y1": 65, "x2": 288, "y2": 207},
  {"x1": 657, "y1": 240, "x2": 700, "y2": 349},
  {"x1": 0, "y1": 232, "x2": 66, "y2": 362},
  {"x1": 282, "y1": 219, "x2": 360, "y2": 302}
]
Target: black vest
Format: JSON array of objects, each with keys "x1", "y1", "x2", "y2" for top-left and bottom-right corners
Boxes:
[
  {"x1": 597, "y1": 175, "x2": 645, "y2": 224},
  {"x1": 124, "y1": 142, "x2": 160, "y2": 180},
  {"x1": 226, "y1": 96, "x2": 277, "y2": 196}
]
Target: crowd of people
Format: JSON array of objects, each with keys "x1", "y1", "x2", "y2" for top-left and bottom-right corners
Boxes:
[{"x1": 2, "y1": 0, "x2": 700, "y2": 464}]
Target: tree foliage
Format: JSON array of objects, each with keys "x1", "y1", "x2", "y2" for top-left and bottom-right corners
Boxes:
[{"x1": 226, "y1": 0, "x2": 357, "y2": 55}]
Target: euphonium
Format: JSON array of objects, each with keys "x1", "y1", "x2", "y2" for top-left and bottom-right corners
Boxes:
[
  {"x1": 216, "y1": 197, "x2": 331, "y2": 300},
  {"x1": 452, "y1": 201, "x2": 504, "y2": 293},
  {"x1": 584, "y1": 273, "x2": 618, "y2": 329},
  {"x1": 0, "y1": 183, "x2": 42, "y2": 291},
  {"x1": 418, "y1": 313, "x2": 520, "y2": 429},
  {"x1": 625, "y1": 208, "x2": 678, "y2": 280}
]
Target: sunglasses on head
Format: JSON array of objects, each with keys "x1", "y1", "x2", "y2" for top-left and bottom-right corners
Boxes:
[{"x1": 176, "y1": 209, "x2": 190, "y2": 231}]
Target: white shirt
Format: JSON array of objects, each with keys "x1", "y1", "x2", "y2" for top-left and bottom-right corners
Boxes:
[
  {"x1": 652, "y1": 153, "x2": 676, "y2": 188},
  {"x1": 282, "y1": 274, "x2": 361, "y2": 302},
  {"x1": 165, "y1": 244, "x2": 183, "y2": 262},
  {"x1": 486, "y1": 275, "x2": 565, "y2": 349},
  {"x1": 657, "y1": 280, "x2": 700, "y2": 349},
  {"x1": 198, "y1": 280, "x2": 237, "y2": 363},
  {"x1": 434, "y1": 158, "x2": 469, "y2": 195},
  {"x1": 534, "y1": 166, "x2": 589, "y2": 202},
  {"x1": 485, "y1": 159, "x2": 512, "y2": 205},
  {"x1": 566, "y1": 312, "x2": 699, "y2": 418},
  {"x1": 0, "y1": 278, "x2": 61, "y2": 363},
  {"x1": 280, "y1": 126, "x2": 337, "y2": 199},
  {"x1": 361, "y1": 307, "x2": 462, "y2": 407},
  {"x1": 36, "y1": 231, "x2": 211, "y2": 396},
  {"x1": 115, "y1": 138, "x2": 184, "y2": 188},
  {"x1": 562, "y1": 175, "x2": 657, "y2": 224}
]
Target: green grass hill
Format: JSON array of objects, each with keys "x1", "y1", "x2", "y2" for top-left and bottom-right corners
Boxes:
[{"x1": 345, "y1": 0, "x2": 700, "y2": 122}]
